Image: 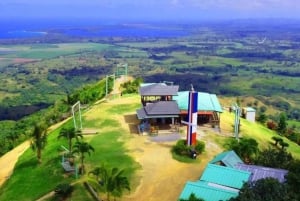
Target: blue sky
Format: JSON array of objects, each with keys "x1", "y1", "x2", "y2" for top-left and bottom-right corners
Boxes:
[{"x1": 1, "y1": 0, "x2": 300, "y2": 21}]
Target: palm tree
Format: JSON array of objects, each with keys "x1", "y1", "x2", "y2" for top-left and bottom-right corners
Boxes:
[
  {"x1": 58, "y1": 126, "x2": 83, "y2": 153},
  {"x1": 31, "y1": 123, "x2": 47, "y2": 163},
  {"x1": 89, "y1": 165, "x2": 130, "y2": 201},
  {"x1": 72, "y1": 141, "x2": 94, "y2": 174}
]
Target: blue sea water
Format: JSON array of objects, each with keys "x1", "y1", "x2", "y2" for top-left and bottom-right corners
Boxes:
[
  {"x1": 0, "y1": 19, "x2": 190, "y2": 39},
  {"x1": 64, "y1": 27, "x2": 189, "y2": 38},
  {"x1": 1, "y1": 30, "x2": 47, "y2": 39}
]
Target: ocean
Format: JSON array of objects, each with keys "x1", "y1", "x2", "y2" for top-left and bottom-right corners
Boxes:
[{"x1": 0, "y1": 19, "x2": 190, "y2": 39}]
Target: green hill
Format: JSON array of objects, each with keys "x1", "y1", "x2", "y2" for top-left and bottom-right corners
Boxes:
[{"x1": 0, "y1": 94, "x2": 300, "y2": 201}]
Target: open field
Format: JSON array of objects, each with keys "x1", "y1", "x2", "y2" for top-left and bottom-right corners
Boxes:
[{"x1": 1, "y1": 22, "x2": 300, "y2": 127}]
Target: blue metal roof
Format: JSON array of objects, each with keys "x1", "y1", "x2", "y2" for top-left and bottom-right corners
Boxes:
[
  {"x1": 235, "y1": 164, "x2": 288, "y2": 183},
  {"x1": 179, "y1": 181, "x2": 239, "y2": 201},
  {"x1": 200, "y1": 164, "x2": 251, "y2": 189},
  {"x1": 209, "y1": 150, "x2": 244, "y2": 168},
  {"x1": 173, "y1": 91, "x2": 223, "y2": 113}
]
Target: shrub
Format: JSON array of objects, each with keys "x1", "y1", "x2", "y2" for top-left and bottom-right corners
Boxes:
[
  {"x1": 267, "y1": 121, "x2": 277, "y2": 130},
  {"x1": 172, "y1": 139, "x2": 205, "y2": 157},
  {"x1": 195, "y1": 140, "x2": 205, "y2": 154},
  {"x1": 172, "y1": 139, "x2": 189, "y2": 155}
]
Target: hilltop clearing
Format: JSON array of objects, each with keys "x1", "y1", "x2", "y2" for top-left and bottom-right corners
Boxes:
[{"x1": 1, "y1": 94, "x2": 300, "y2": 200}]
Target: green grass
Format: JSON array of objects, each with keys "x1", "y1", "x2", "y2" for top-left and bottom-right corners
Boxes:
[
  {"x1": 0, "y1": 43, "x2": 114, "y2": 59},
  {"x1": 0, "y1": 98, "x2": 141, "y2": 201},
  {"x1": 107, "y1": 103, "x2": 141, "y2": 115},
  {"x1": 0, "y1": 128, "x2": 73, "y2": 201},
  {"x1": 221, "y1": 111, "x2": 300, "y2": 159}
]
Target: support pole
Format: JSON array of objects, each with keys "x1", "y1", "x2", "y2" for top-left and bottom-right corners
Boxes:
[
  {"x1": 233, "y1": 104, "x2": 241, "y2": 140},
  {"x1": 105, "y1": 74, "x2": 115, "y2": 98},
  {"x1": 181, "y1": 85, "x2": 198, "y2": 146},
  {"x1": 72, "y1": 101, "x2": 82, "y2": 130}
]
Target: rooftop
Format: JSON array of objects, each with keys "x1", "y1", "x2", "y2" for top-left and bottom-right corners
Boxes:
[
  {"x1": 136, "y1": 101, "x2": 180, "y2": 119},
  {"x1": 210, "y1": 150, "x2": 244, "y2": 168},
  {"x1": 139, "y1": 83, "x2": 179, "y2": 96},
  {"x1": 200, "y1": 164, "x2": 251, "y2": 189},
  {"x1": 173, "y1": 91, "x2": 223, "y2": 112},
  {"x1": 244, "y1": 107, "x2": 256, "y2": 112},
  {"x1": 235, "y1": 164, "x2": 288, "y2": 183},
  {"x1": 179, "y1": 181, "x2": 239, "y2": 201}
]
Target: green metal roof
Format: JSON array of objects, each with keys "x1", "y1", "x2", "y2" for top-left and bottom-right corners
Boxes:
[
  {"x1": 245, "y1": 107, "x2": 256, "y2": 112},
  {"x1": 209, "y1": 150, "x2": 244, "y2": 168},
  {"x1": 179, "y1": 181, "x2": 239, "y2": 201},
  {"x1": 200, "y1": 164, "x2": 251, "y2": 189},
  {"x1": 173, "y1": 91, "x2": 223, "y2": 113}
]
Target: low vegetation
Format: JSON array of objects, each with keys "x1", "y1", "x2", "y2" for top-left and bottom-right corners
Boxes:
[{"x1": 172, "y1": 139, "x2": 205, "y2": 161}]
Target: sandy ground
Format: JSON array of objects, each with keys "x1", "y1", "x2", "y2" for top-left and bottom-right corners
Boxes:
[
  {"x1": 111, "y1": 97, "x2": 224, "y2": 201},
  {"x1": 0, "y1": 140, "x2": 30, "y2": 187},
  {"x1": 122, "y1": 134, "x2": 221, "y2": 201}
]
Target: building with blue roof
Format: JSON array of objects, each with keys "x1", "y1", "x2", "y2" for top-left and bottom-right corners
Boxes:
[
  {"x1": 179, "y1": 150, "x2": 289, "y2": 201},
  {"x1": 172, "y1": 91, "x2": 223, "y2": 128},
  {"x1": 173, "y1": 91, "x2": 223, "y2": 113},
  {"x1": 179, "y1": 181, "x2": 239, "y2": 201},
  {"x1": 200, "y1": 164, "x2": 251, "y2": 190}
]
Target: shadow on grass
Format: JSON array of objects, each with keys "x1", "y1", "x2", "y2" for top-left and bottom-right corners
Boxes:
[
  {"x1": 124, "y1": 114, "x2": 139, "y2": 134},
  {"x1": 15, "y1": 156, "x2": 39, "y2": 170}
]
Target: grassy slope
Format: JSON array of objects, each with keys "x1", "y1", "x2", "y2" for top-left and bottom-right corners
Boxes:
[
  {"x1": 0, "y1": 94, "x2": 300, "y2": 200},
  {"x1": 0, "y1": 95, "x2": 141, "y2": 201},
  {"x1": 221, "y1": 111, "x2": 300, "y2": 159}
]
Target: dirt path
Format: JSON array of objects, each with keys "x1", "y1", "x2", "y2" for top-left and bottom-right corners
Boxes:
[
  {"x1": 0, "y1": 140, "x2": 30, "y2": 187},
  {"x1": 0, "y1": 118, "x2": 70, "y2": 188}
]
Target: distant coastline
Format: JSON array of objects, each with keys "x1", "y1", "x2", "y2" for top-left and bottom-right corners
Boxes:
[{"x1": 1, "y1": 18, "x2": 300, "y2": 40}]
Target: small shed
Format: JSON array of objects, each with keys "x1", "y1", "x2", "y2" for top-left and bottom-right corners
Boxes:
[{"x1": 242, "y1": 107, "x2": 256, "y2": 122}]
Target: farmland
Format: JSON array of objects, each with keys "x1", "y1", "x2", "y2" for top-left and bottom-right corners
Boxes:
[
  {"x1": 1, "y1": 20, "x2": 300, "y2": 123},
  {"x1": 1, "y1": 19, "x2": 300, "y2": 200}
]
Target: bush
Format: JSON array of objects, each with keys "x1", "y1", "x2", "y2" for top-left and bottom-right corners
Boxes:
[
  {"x1": 172, "y1": 139, "x2": 189, "y2": 155},
  {"x1": 172, "y1": 139, "x2": 205, "y2": 157},
  {"x1": 267, "y1": 121, "x2": 277, "y2": 130},
  {"x1": 195, "y1": 140, "x2": 205, "y2": 154}
]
